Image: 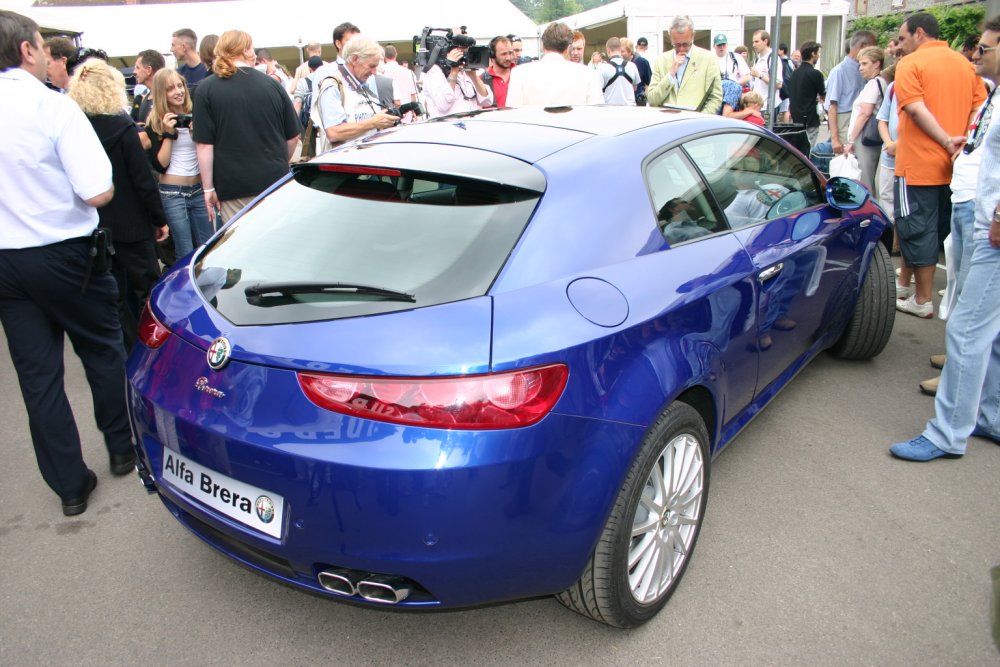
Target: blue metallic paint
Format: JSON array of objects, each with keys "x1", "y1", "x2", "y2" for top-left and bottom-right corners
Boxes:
[{"x1": 127, "y1": 107, "x2": 890, "y2": 612}]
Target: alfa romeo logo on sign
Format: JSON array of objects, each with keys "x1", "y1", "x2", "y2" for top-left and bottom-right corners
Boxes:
[
  {"x1": 255, "y1": 495, "x2": 275, "y2": 524},
  {"x1": 207, "y1": 337, "x2": 232, "y2": 371}
]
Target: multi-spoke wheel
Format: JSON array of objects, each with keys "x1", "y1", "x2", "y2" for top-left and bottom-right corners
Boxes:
[{"x1": 557, "y1": 402, "x2": 710, "y2": 628}]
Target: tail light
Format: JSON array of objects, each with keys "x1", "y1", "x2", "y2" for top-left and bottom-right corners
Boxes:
[
  {"x1": 138, "y1": 302, "x2": 170, "y2": 348},
  {"x1": 298, "y1": 364, "x2": 568, "y2": 430}
]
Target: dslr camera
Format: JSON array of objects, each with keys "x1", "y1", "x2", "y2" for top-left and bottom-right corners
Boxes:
[
  {"x1": 174, "y1": 114, "x2": 193, "y2": 129},
  {"x1": 413, "y1": 27, "x2": 490, "y2": 74}
]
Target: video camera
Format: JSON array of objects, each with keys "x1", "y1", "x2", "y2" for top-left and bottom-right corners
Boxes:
[
  {"x1": 413, "y1": 27, "x2": 490, "y2": 74},
  {"x1": 386, "y1": 101, "x2": 425, "y2": 119}
]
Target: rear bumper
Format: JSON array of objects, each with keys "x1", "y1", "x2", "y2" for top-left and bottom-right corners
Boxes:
[{"x1": 127, "y1": 345, "x2": 644, "y2": 607}]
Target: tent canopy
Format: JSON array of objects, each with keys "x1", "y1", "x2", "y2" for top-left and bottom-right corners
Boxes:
[{"x1": 18, "y1": 0, "x2": 538, "y2": 65}]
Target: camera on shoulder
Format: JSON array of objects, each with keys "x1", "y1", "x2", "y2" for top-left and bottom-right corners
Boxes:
[{"x1": 413, "y1": 27, "x2": 490, "y2": 74}]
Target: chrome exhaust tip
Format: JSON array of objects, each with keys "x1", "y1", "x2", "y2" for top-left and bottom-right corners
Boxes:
[
  {"x1": 317, "y1": 567, "x2": 366, "y2": 597},
  {"x1": 357, "y1": 575, "x2": 412, "y2": 604}
]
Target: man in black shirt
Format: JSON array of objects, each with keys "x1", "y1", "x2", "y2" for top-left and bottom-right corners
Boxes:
[{"x1": 788, "y1": 41, "x2": 826, "y2": 147}]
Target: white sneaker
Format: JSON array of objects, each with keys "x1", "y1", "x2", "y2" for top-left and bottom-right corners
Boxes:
[
  {"x1": 896, "y1": 281, "x2": 914, "y2": 300},
  {"x1": 896, "y1": 294, "x2": 933, "y2": 319}
]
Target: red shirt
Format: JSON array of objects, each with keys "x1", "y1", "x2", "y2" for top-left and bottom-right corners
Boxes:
[
  {"x1": 743, "y1": 114, "x2": 765, "y2": 127},
  {"x1": 487, "y1": 66, "x2": 510, "y2": 108}
]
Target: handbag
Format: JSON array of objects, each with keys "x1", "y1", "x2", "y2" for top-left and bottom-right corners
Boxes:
[{"x1": 860, "y1": 79, "x2": 885, "y2": 147}]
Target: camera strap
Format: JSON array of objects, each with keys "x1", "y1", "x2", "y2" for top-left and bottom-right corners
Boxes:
[{"x1": 338, "y1": 63, "x2": 379, "y2": 117}]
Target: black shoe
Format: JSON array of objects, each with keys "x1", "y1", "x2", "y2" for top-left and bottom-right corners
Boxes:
[
  {"x1": 62, "y1": 470, "x2": 97, "y2": 517},
  {"x1": 110, "y1": 451, "x2": 136, "y2": 476}
]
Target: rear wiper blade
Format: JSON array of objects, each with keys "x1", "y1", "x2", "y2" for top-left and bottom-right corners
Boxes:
[{"x1": 244, "y1": 281, "x2": 415, "y2": 303}]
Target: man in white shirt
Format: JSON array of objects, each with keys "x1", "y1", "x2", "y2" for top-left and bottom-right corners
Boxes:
[
  {"x1": 597, "y1": 36, "x2": 639, "y2": 105},
  {"x1": 749, "y1": 29, "x2": 782, "y2": 111},
  {"x1": 506, "y1": 22, "x2": 604, "y2": 107},
  {"x1": 713, "y1": 34, "x2": 751, "y2": 89},
  {"x1": 1, "y1": 10, "x2": 141, "y2": 516},
  {"x1": 382, "y1": 44, "x2": 417, "y2": 107}
]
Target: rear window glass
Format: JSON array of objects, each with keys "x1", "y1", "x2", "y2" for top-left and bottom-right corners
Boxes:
[{"x1": 193, "y1": 165, "x2": 541, "y2": 325}]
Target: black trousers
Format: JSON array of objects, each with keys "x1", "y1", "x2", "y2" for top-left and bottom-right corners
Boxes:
[
  {"x1": 0, "y1": 239, "x2": 133, "y2": 501},
  {"x1": 110, "y1": 237, "x2": 161, "y2": 353}
]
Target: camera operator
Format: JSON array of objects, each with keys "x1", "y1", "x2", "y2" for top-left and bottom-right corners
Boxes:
[
  {"x1": 422, "y1": 43, "x2": 493, "y2": 118},
  {"x1": 312, "y1": 35, "x2": 398, "y2": 152}
]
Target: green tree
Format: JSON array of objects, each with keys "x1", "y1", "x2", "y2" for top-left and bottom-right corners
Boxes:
[
  {"x1": 851, "y1": 5, "x2": 985, "y2": 49},
  {"x1": 539, "y1": 0, "x2": 582, "y2": 23}
]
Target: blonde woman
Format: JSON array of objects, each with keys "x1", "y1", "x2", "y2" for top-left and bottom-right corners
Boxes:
[
  {"x1": 145, "y1": 68, "x2": 213, "y2": 258},
  {"x1": 68, "y1": 59, "x2": 167, "y2": 350},
  {"x1": 192, "y1": 30, "x2": 300, "y2": 224},
  {"x1": 844, "y1": 46, "x2": 887, "y2": 202}
]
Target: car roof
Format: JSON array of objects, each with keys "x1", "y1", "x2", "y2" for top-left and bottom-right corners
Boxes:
[{"x1": 332, "y1": 105, "x2": 714, "y2": 164}]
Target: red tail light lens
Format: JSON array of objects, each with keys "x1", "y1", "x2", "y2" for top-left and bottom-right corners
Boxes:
[
  {"x1": 137, "y1": 302, "x2": 171, "y2": 348},
  {"x1": 298, "y1": 364, "x2": 568, "y2": 430}
]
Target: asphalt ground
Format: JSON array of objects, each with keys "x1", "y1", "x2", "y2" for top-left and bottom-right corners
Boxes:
[{"x1": 1, "y1": 263, "x2": 998, "y2": 666}]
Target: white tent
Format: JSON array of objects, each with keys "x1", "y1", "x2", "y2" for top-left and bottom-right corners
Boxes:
[
  {"x1": 549, "y1": 0, "x2": 849, "y2": 73},
  {"x1": 16, "y1": 0, "x2": 538, "y2": 67}
]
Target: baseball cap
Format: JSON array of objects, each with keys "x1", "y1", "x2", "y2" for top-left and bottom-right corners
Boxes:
[
  {"x1": 636, "y1": 37, "x2": 648, "y2": 47},
  {"x1": 307, "y1": 55, "x2": 324, "y2": 70},
  {"x1": 713, "y1": 34, "x2": 728, "y2": 46}
]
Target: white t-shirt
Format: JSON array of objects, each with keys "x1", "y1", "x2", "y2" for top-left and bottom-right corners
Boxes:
[
  {"x1": 749, "y1": 49, "x2": 782, "y2": 111},
  {"x1": 847, "y1": 76, "x2": 885, "y2": 141},
  {"x1": 717, "y1": 50, "x2": 750, "y2": 82},
  {"x1": 598, "y1": 57, "x2": 640, "y2": 105}
]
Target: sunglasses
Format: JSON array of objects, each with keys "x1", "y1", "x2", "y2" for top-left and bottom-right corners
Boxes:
[{"x1": 978, "y1": 43, "x2": 998, "y2": 56}]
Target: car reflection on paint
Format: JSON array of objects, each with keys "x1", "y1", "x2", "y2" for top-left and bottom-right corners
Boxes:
[{"x1": 126, "y1": 106, "x2": 894, "y2": 627}]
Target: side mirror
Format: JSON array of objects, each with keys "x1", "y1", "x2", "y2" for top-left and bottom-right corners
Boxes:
[{"x1": 825, "y1": 176, "x2": 869, "y2": 211}]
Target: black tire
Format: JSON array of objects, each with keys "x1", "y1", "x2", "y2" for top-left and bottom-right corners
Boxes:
[
  {"x1": 557, "y1": 402, "x2": 710, "y2": 628},
  {"x1": 831, "y1": 241, "x2": 895, "y2": 360}
]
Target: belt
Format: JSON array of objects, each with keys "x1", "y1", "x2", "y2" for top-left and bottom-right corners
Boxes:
[{"x1": 50, "y1": 235, "x2": 92, "y2": 246}]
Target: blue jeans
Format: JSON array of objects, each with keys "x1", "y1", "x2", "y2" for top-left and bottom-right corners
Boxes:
[
  {"x1": 950, "y1": 200, "x2": 976, "y2": 294},
  {"x1": 159, "y1": 183, "x2": 214, "y2": 259},
  {"x1": 922, "y1": 231, "x2": 1000, "y2": 453}
]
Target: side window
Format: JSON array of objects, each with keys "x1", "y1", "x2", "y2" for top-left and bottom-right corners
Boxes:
[
  {"x1": 685, "y1": 132, "x2": 823, "y2": 230},
  {"x1": 645, "y1": 149, "x2": 726, "y2": 246}
]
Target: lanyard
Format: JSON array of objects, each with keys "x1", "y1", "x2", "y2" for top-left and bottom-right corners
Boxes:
[{"x1": 964, "y1": 86, "x2": 996, "y2": 155}]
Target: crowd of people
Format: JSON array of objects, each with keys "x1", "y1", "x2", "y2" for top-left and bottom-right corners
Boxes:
[{"x1": 0, "y1": 6, "x2": 998, "y2": 516}]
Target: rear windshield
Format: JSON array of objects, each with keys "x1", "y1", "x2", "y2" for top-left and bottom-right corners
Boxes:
[{"x1": 193, "y1": 165, "x2": 541, "y2": 325}]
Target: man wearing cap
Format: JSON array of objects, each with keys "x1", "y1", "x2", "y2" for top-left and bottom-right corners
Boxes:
[
  {"x1": 631, "y1": 36, "x2": 652, "y2": 105},
  {"x1": 714, "y1": 34, "x2": 751, "y2": 89}
]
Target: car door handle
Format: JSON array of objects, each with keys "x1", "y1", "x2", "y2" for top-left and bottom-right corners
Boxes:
[{"x1": 759, "y1": 263, "x2": 784, "y2": 282}]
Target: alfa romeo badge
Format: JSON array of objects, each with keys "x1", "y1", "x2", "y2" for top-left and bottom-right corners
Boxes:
[{"x1": 206, "y1": 336, "x2": 232, "y2": 371}]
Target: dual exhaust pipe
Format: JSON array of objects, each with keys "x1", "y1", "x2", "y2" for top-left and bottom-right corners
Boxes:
[{"x1": 318, "y1": 567, "x2": 412, "y2": 604}]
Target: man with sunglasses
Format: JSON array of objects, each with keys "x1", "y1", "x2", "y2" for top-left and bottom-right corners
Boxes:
[
  {"x1": 889, "y1": 16, "x2": 1000, "y2": 462},
  {"x1": 647, "y1": 15, "x2": 722, "y2": 113},
  {"x1": 891, "y1": 12, "x2": 986, "y2": 321}
]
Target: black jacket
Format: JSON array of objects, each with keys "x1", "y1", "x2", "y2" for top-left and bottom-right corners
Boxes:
[{"x1": 87, "y1": 112, "x2": 167, "y2": 243}]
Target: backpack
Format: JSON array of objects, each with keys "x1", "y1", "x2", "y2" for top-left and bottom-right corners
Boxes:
[
  {"x1": 310, "y1": 75, "x2": 344, "y2": 156},
  {"x1": 603, "y1": 57, "x2": 634, "y2": 92},
  {"x1": 779, "y1": 57, "x2": 795, "y2": 100},
  {"x1": 298, "y1": 75, "x2": 314, "y2": 128}
]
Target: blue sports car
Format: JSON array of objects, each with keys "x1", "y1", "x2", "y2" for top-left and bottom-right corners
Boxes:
[{"x1": 127, "y1": 106, "x2": 894, "y2": 627}]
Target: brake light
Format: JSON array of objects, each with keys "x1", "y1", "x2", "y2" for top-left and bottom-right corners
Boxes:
[
  {"x1": 297, "y1": 364, "x2": 568, "y2": 430},
  {"x1": 317, "y1": 165, "x2": 402, "y2": 177},
  {"x1": 137, "y1": 302, "x2": 170, "y2": 348}
]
